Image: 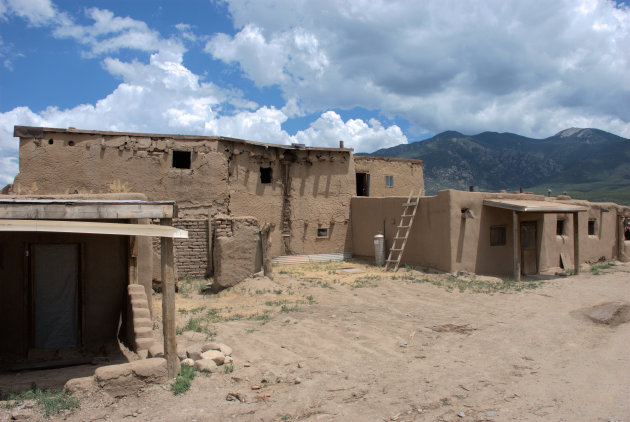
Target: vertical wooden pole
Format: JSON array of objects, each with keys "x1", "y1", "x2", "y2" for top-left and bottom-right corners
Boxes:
[
  {"x1": 207, "y1": 212, "x2": 213, "y2": 277},
  {"x1": 618, "y1": 215, "x2": 625, "y2": 261},
  {"x1": 573, "y1": 212, "x2": 580, "y2": 275},
  {"x1": 128, "y1": 234, "x2": 138, "y2": 285},
  {"x1": 513, "y1": 211, "x2": 521, "y2": 282},
  {"x1": 161, "y1": 218, "x2": 179, "y2": 378}
]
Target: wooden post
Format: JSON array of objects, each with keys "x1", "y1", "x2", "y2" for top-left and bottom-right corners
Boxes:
[
  {"x1": 618, "y1": 215, "x2": 625, "y2": 261},
  {"x1": 573, "y1": 212, "x2": 580, "y2": 275},
  {"x1": 207, "y1": 212, "x2": 213, "y2": 277},
  {"x1": 128, "y1": 233, "x2": 138, "y2": 285},
  {"x1": 161, "y1": 218, "x2": 179, "y2": 378},
  {"x1": 513, "y1": 211, "x2": 521, "y2": 282}
]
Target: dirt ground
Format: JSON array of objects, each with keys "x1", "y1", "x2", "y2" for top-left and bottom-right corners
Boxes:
[{"x1": 2, "y1": 260, "x2": 630, "y2": 421}]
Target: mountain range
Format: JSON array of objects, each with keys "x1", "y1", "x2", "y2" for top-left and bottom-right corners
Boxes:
[{"x1": 369, "y1": 128, "x2": 630, "y2": 205}]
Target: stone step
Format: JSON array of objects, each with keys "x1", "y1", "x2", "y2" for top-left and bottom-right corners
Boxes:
[
  {"x1": 134, "y1": 318, "x2": 152, "y2": 329},
  {"x1": 134, "y1": 326, "x2": 153, "y2": 338},
  {"x1": 130, "y1": 299, "x2": 149, "y2": 309},
  {"x1": 132, "y1": 308, "x2": 150, "y2": 319},
  {"x1": 128, "y1": 284, "x2": 146, "y2": 294},
  {"x1": 135, "y1": 337, "x2": 154, "y2": 351},
  {"x1": 129, "y1": 291, "x2": 148, "y2": 302}
]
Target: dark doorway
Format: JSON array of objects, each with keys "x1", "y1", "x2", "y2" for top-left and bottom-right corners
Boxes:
[
  {"x1": 31, "y1": 244, "x2": 80, "y2": 350},
  {"x1": 520, "y1": 222, "x2": 538, "y2": 276},
  {"x1": 356, "y1": 172, "x2": 370, "y2": 196}
]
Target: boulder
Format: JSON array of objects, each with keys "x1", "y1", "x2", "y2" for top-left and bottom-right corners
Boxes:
[
  {"x1": 186, "y1": 345, "x2": 203, "y2": 361},
  {"x1": 181, "y1": 358, "x2": 195, "y2": 367},
  {"x1": 194, "y1": 359, "x2": 218, "y2": 373},
  {"x1": 64, "y1": 376, "x2": 96, "y2": 395},
  {"x1": 148, "y1": 343, "x2": 164, "y2": 358},
  {"x1": 200, "y1": 350, "x2": 225, "y2": 365},
  {"x1": 584, "y1": 301, "x2": 630, "y2": 326}
]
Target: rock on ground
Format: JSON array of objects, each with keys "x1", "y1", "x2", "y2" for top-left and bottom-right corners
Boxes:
[{"x1": 584, "y1": 301, "x2": 630, "y2": 326}]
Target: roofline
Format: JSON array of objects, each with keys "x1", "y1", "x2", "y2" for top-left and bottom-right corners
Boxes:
[
  {"x1": 354, "y1": 155, "x2": 423, "y2": 164},
  {"x1": 483, "y1": 199, "x2": 588, "y2": 213},
  {"x1": 13, "y1": 125, "x2": 354, "y2": 153}
]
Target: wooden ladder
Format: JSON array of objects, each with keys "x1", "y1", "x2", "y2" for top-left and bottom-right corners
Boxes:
[{"x1": 385, "y1": 188, "x2": 423, "y2": 272}]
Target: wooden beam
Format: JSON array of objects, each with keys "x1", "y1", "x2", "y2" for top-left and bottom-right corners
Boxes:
[
  {"x1": 0, "y1": 219, "x2": 188, "y2": 238},
  {"x1": 513, "y1": 211, "x2": 521, "y2": 282},
  {"x1": 573, "y1": 212, "x2": 580, "y2": 275},
  {"x1": 161, "y1": 218, "x2": 179, "y2": 378},
  {"x1": 0, "y1": 203, "x2": 175, "y2": 220}
]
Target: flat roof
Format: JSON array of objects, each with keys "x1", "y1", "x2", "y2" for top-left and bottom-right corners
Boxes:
[
  {"x1": 13, "y1": 125, "x2": 354, "y2": 153},
  {"x1": 0, "y1": 219, "x2": 188, "y2": 238},
  {"x1": 483, "y1": 199, "x2": 588, "y2": 213}
]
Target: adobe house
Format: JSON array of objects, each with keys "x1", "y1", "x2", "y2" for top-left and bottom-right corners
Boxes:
[
  {"x1": 352, "y1": 189, "x2": 630, "y2": 279},
  {"x1": 0, "y1": 195, "x2": 185, "y2": 376},
  {"x1": 10, "y1": 126, "x2": 423, "y2": 278}
]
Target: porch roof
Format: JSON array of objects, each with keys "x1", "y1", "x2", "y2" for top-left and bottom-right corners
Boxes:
[
  {"x1": 0, "y1": 219, "x2": 188, "y2": 238},
  {"x1": 483, "y1": 199, "x2": 588, "y2": 213}
]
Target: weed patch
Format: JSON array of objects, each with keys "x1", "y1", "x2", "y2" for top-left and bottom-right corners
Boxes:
[
  {"x1": 171, "y1": 364, "x2": 195, "y2": 395},
  {"x1": 1, "y1": 385, "x2": 80, "y2": 417}
]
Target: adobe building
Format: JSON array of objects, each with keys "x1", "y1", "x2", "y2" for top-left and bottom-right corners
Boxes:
[
  {"x1": 9, "y1": 126, "x2": 423, "y2": 278},
  {"x1": 0, "y1": 194, "x2": 184, "y2": 375},
  {"x1": 353, "y1": 189, "x2": 630, "y2": 279}
]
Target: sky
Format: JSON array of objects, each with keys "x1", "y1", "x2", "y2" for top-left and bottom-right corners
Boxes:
[{"x1": 0, "y1": 0, "x2": 629, "y2": 185}]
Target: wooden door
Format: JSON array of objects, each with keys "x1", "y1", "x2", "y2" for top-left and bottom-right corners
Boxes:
[{"x1": 520, "y1": 222, "x2": 538, "y2": 275}]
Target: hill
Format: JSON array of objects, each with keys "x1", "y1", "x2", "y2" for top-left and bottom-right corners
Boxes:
[{"x1": 370, "y1": 128, "x2": 630, "y2": 204}]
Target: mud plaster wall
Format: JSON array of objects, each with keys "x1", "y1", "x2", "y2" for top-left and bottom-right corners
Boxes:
[
  {"x1": 352, "y1": 190, "x2": 629, "y2": 276},
  {"x1": 13, "y1": 132, "x2": 361, "y2": 264},
  {"x1": 353, "y1": 156, "x2": 424, "y2": 197},
  {"x1": 0, "y1": 232, "x2": 127, "y2": 357},
  {"x1": 213, "y1": 216, "x2": 261, "y2": 289}
]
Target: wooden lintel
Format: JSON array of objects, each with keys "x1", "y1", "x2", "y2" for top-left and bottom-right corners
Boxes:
[{"x1": 0, "y1": 203, "x2": 174, "y2": 220}]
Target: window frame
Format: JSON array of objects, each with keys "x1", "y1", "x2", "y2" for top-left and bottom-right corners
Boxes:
[{"x1": 490, "y1": 225, "x2": 507, "y2": 246}]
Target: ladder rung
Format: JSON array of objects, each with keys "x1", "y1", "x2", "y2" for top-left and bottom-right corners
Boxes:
[
  {"x1": 403, "y1": 201, "x2": 418, "y2": 206},
  {"x1": 390, "y1": 248, "x2": 403, "y2": 252},
  {"x1": 385, "y1": 259, "x2": 399, "y2": 263},
  {"x1": 394, "y1": 236, "x2": 406, "y2": 240},
  {"x1": 401, "y1": 214, "x2": 414, "y2": 217},
  {"x1": 398, "y1": 225, "x2": 410, "y2": 228}
]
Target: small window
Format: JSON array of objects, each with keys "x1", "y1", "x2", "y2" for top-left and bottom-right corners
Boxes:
[
  {"x1": 490, "y1": 225, "x2": 506, "y2": 246},
  {"x1": 260, "y1": 167, "x2": 272, "y2": 184},
  {"x1": 317, "y1": 228, "x2": 329, "y2": 238},
  {"x1": 385, "y1": 175, "x2": 394, "y2": 188},
  {"x1": 588, "y1": 219, "x2": 596, "y2": 236},
  {"x1": 172, "y1": 150, "x2": 191, "y2": 169},
  {"x1": 556, "y1": 219, "x2": 565, "y2": 236}
]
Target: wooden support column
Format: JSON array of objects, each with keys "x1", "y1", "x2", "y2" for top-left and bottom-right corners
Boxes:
[
  {"x1": 161, "y1": 218, "x2": 179, "y2": 378},
  {"x1": 573, "y1": 212, "x2": 580, "y2": 275},
  {"x1": 513, "y1": 211, "x2": 521, "y2": 282},
  {"x1": 618, "y1": 215, "x2": 625, "y2": 261},
  {"x1": 128, "y1": 220, "x2": 139, "y2": 285}
]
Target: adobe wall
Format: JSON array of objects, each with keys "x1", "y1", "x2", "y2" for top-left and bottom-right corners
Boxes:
[
  {"x1": 213, "y1": 215, "x2": 261, "y2": 290},
  {"x1": 351, "y1": 193, "x2": 452, "y2": 271},
  {"x1": 0, "y1": 232, "x2": 128, "y2": 358},
  {"x1": 13, "y1": 130, "x2": 356, "y2": 275},
  {"x1": 353, "y1": 156, "x2": 424, "y2": 197}
]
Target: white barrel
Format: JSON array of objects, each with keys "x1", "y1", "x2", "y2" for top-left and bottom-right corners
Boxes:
[{"x1": 374, "y1": 232, "x2": 385, "y2": 266}]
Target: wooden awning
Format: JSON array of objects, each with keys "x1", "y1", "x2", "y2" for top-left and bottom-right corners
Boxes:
[{"x1": 0, "y1": 219, "x2": 188, "y2": 238}]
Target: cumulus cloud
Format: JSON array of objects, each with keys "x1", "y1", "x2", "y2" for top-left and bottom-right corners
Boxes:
[
  {"x1": 0, "y1": 0, "x2": 56, "y2": 26},
  {"x1": 209, "y1": 0, "x2": 630, "y2": 138},
  {"x1": 0, "y1": 4, "x2": 404, "y2": 184}
]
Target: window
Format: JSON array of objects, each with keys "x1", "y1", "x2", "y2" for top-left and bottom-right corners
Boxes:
[
  {"x1": 356, "y1": 172, "x2": 370, "y2": 196},
  {"x1": 490, "y1": 225, "x2": 506, "y2": 246},
  {"x1": 556, "y1": 219, "x2": 565, "y2": 236},
  {"x1": 172, "y1": 150, "x2": 191, "y2": 169},
  {"x1": 317, "y1": 227, "x2": 329, "y2": 238},
  {"x1": 260, "y1": 167, "x2": 272, "y2": 184},
  {"x1": 385, "y1": 175, "x2": 394, "y2": 188},
  {"x1": 588, "y1": 219, "x2": 596, "y2": 236}
]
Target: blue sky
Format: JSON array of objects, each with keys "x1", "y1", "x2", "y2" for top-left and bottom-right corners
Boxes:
[{"x1": 0, "y1": 0, "x2": 629, "y2": 185}]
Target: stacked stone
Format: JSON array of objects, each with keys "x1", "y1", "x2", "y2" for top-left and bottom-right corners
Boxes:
[
  {"x1": 214, "y1": 216, "x2": 259, "y2": 238},
  {"x1": 149, "y1": 341, "x2": 233, "y2": 374}
]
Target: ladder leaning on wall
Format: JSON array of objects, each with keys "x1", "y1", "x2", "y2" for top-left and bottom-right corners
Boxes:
[{"x1": 385, "y1": 188, "x2": 423, "y2": 272}]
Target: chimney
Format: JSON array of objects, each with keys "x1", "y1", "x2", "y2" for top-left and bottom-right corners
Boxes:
[
  {"x1": 339, "y1": 140, "x2": 344, "y2": 148},
  {"x1": 469, "y1": 185, "x2": 474, "y2": 192}
]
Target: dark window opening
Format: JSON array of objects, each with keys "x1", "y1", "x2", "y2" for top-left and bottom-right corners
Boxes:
[
  {"x1": 317, "y1": 228, "x2": 329, "y2": 238},
  {"x1": 385, "y1": 175, "x2": 394, "y2": 188},
  {"x1": 48, "y1": 139, "x2": 54, "y2": 145},
  {"x1": 490, "y1": 225, "x2": 506, "y2": 246},
  {"x1": 260, "y1": 167, "x2": 272, "y2": 184},
  {"x1": 588, "y1": 219, "x2": 596, "y2": 236},
  {"x1": 556, "y1": 219, "x2": 565, "y2": 236},
  {"x1": 356, "y1": 172, "x2": 370, "y2": 196},
  {"x1": 172, "y1": 150, "x2": 191, "y2": 169}
]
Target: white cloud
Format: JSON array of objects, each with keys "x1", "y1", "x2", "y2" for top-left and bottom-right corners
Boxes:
[
  {"x1": 0, "y1": 0, "x2": 56, "y2": 25},
  {"x1": 209, "y1": 0, "x2": 630, "y2": 139}
]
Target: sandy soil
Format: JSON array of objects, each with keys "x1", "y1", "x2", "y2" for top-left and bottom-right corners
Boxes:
[{"x1": 2, "y1": 261, "x2": 630, "y2": 422}]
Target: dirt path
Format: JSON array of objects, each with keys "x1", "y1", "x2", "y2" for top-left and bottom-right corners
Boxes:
[{"x1": 4, "y1": 262, "x2": 630, "y2": 421}]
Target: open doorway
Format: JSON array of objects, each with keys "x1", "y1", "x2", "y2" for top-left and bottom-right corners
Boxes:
[
  {"x1": 356, "y1": 173, "x2": 370, "y2": 196},
  {"x1": 30, "y1": 244, "x2": 81, "y2": 350}
]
